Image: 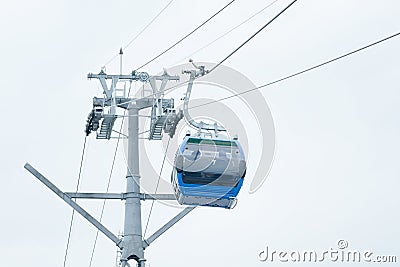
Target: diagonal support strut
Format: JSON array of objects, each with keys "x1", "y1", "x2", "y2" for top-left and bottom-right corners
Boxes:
[
  {"x1": 143, "y1": 207, "x2": 195, "y2": 248},
  {"x1": 24, "y1": 163, "x2": 122, "y2": 248}
]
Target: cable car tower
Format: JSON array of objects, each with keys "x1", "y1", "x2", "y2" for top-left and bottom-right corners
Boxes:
[{"x1": 24, "y1": 58, "x2": 245, "y2": 267}]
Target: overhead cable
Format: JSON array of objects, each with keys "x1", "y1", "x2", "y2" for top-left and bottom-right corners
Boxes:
[{"x1": 134, "y1": 0, "x2": 236, "y2": 71}]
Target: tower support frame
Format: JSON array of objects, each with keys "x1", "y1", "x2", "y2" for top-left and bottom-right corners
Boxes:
[{"x1": 24, "y1": 70, "x2": 197, "y2": 267}]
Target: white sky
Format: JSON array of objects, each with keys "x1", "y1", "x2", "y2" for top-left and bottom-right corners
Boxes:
[{"x1": 1, "y1": 0, "x2": 399, "y2": 266}]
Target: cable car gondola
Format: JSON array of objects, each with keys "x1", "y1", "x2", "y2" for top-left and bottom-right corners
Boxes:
[
  {"x1": 172, "y1": 135, "x2": 246, "y2": 209},
  {"x1": 171, "y1": 62, "x2": 246, "y2": 208}
]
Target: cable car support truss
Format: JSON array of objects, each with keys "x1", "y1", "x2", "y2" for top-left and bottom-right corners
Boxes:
[{"x1": 24, "y1": 68, "x2": 197, "y2": 267}]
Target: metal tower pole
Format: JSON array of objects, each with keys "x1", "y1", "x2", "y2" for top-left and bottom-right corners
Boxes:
[{"x1": 121, "y1": 106, "x2": 145, "y2": 267}]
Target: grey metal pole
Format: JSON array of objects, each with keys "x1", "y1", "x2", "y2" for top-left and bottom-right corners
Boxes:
[{"x1": 121, "y1": 107, "x2": 145, "y2": 267}]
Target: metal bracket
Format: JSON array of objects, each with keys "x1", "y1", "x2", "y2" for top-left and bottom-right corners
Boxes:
[
  {"x1": 87, "y1": 70, "x2": 151, "y2": 100},
  {"x1": 182, "y1": 61, "x2": 226, "y2": 132},
  {"x1": 24, "y1": 163, "x2": 191, "y2": 249}
]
